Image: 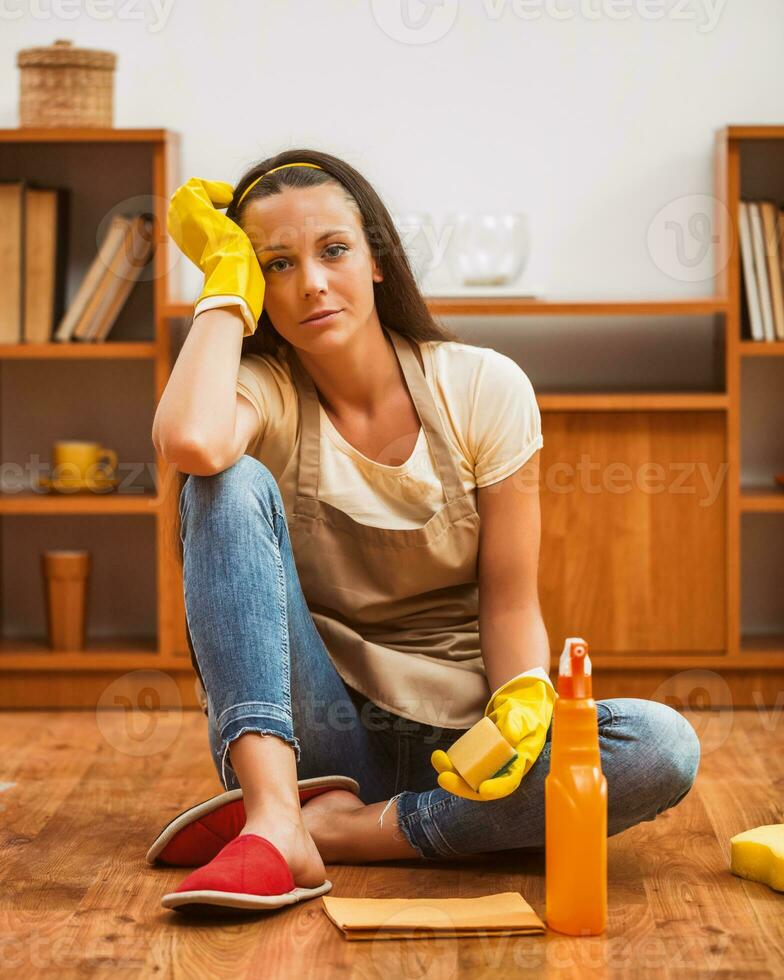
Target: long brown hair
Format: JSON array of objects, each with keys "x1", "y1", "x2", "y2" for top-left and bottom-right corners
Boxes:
[{"x1": 168, "y1": 148, "x2": 461, "y2": 571}]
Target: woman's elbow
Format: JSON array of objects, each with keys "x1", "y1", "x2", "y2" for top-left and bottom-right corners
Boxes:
[{"x1": 155, "y1": 431, "x2": 224, "y2": 476}]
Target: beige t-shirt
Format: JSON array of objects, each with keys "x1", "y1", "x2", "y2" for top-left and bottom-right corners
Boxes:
[{"x1": 235, "y1": 336, "x2": 543, "y2": 528}]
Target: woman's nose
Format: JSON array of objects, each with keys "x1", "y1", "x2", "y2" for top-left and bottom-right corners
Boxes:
[{"x1": 299, "y1": 259, "x2": 328, "y2": 295}]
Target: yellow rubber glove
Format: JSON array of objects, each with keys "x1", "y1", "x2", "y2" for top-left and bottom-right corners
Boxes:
[
  {"x1": 431, "y1": 667, "x2": 557, "y2": 802},
  {"x1": 166, "y1": 177, "x2": 265, "y2": 337}
]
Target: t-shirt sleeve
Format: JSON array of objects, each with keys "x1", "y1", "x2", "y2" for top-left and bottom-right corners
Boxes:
[
  {"x1": 468, "y1": 348, "x2": 543, "y2": 487},
  {"x1": 235, "y1": 352, "x2": 297, "y2": 460}
]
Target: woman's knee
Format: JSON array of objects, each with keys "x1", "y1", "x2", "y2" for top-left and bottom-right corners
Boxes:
[
  {"x1": 613, "y1": 697, "x2": 701, "y2": 811},
  {"x1": 663, "y1": 705, "x2": 701, "y2": 804},
  {"x1": 179, "y1": 455, "x2": 283, "y2": 527}
]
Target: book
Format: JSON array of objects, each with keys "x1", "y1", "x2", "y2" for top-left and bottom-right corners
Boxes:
[
  {"x1": 779, "y1": 208, "x2": 784, "y2": 335},
  {"x1": 738, "y1": 201, "x2": 764, "y2": 342},
  {"x1": 0, "y1": 181, "x2": 25, "y2": 344},
  {"x1": 54, "y1": 215, "x2": 131, "y2": 342},
  {"x1": 81, "y1": 215, "x2": 154, "y2": 342},
  {"x1": 748, "y1": 202, "x2": 776, "y2": 341},
  {"x1": 759, "y1": 200, "x2": 784, "y2": 342},
  {"x1": 23, "y1": 185, "x2": 69, "y2": 343}
]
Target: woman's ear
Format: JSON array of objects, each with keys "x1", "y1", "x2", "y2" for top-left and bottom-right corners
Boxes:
[{"x1": 371, "y1": 257, "x2": 384, "y2": 283}]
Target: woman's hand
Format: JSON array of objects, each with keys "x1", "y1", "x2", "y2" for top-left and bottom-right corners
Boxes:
[
  {"x1": 167, "y1": 177, "x2": 265, "y2": 337},
  {"x1": 431, "y1": 668, "x2": 557, "y2": 802}
]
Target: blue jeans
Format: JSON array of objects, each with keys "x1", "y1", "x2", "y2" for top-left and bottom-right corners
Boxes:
[{"x1": 180, "y1": 455, "x2": 701, "y2": 861}]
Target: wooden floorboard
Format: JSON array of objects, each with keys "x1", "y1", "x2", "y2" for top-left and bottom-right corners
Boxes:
[{"x1": 0, "y1": 707, "x2": 781, "y2": 978}]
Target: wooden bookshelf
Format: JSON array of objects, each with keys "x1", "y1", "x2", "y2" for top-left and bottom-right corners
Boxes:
[
  {"x1": 715, "y1": 124, "x2": 784, "y2": 692},
  {"x1": 2, "y1": 125, "x2": 781, "y2": 708},
  {"x1": 0, "y1": 128, "x2": 192, "y2": 707}
]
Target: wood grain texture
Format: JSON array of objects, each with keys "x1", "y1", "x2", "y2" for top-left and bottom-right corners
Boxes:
[
  {"x1": 539, "y1": 412, "x2": 727, "y2": 653},
  {"x1": 0, "y1": 707, "x2": 781, "y2": 977}
]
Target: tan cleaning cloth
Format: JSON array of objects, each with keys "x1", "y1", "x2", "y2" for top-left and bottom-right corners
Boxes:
[{"x1": 321, "y1": 892, "x2": 545, "y2": 941}]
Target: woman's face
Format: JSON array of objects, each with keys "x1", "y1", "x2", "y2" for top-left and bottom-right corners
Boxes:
[{"x1": 241, "y1": 183, "x2": 383, "y2": 350}]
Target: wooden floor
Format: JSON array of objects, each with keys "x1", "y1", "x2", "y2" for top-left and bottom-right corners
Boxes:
[{"x1": 0, "y1": 705, "x2": 781, "y2": 978}]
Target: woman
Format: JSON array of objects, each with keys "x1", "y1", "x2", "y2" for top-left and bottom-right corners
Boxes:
[{"x1": 150, "y1": 150, "x2": 701, "y2": 913}]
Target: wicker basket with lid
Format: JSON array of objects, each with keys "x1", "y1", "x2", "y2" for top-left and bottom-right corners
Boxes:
[{"x1": 17, "y1": 39, "x2": 117, "y2": 128}]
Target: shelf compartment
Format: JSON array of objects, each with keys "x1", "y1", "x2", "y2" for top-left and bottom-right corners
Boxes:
[
  {"x1": 740, "y1": 359, "x2": 784, "y2": 488},
  {"x1": 0, "y1": 140, "x2": 159, "y2": 345},
  {"x1": 740, "y1": 513, "x2": 784, "y2": 646},
  {"x1": 1, "y1": 358, "x2": 158, "y2": 508},
  {"x1": 1, "y1": 514, "x2": 158, "y2": 647}
]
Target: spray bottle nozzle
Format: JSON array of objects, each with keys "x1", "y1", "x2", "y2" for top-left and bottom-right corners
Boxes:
[{"x1": 557, "y1": 637, "x2": 593, "y2": 699}]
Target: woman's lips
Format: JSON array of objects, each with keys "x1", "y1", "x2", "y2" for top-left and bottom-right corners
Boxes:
[{"x1": 302, "y1": 310, "x2": 342, "y2": 326}]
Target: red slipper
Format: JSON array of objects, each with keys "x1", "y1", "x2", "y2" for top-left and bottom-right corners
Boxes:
[
  {"x1": 161, "y1": 833, "x2": 331, "y2": 912},
  {"x1": 146, "y1": 774, "x2": 360, "y2": 867}
]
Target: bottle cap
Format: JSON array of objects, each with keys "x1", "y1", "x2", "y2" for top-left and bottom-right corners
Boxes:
[{"x1": 557, "y1": 637, "x2": 592, "y2": 698}]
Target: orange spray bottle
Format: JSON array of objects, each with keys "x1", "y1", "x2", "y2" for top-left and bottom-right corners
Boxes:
[{"x1": 545, "y1": 637, "x2": 607, "y2": 936}]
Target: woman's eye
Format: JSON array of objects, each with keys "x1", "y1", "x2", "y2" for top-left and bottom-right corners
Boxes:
[
  {"x1": 325, "y1": 243, "x2": 348, "y2": 258},
  {"x1": 264, "y1": 244, "x2": 348, "y2": 273}
]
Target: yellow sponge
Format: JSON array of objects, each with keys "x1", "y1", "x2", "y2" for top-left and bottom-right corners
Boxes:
[
  {"x1": 730, "y1": 823, "x2": 784, "y2": 892},
  {"x1": 446, "y1": 716, "x2": 517, "y2": 792}
]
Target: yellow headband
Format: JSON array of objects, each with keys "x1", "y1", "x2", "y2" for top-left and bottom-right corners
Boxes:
[{"x1": 236, "y1": 162, "x2": 324, "y2": 208}]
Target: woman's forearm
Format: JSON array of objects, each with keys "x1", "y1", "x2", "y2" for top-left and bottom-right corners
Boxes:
[
  {"x1": 152, "y1": 306, "x2": 246, "y2": 467},
  {"x1": 480, "y1": 603, "x2": 551, "y2": 694}
]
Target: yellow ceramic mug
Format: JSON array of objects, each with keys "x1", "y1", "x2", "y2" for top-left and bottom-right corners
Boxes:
[{"x1": 52, "y1": 441, "x2": 118, "y2": 484}]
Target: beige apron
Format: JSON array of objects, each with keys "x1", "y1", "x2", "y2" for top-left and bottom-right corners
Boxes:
[{"x1": 286, "y1": 326, "x2": 490, "y2": 730}]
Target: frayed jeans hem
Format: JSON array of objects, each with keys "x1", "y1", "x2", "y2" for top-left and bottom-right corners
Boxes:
[
  {"x1": 392, "y1": 789, "x2": 465, "y2": 861},
  {"x1": 219, "y1": 718, "x2": 302, "y2": 790}
]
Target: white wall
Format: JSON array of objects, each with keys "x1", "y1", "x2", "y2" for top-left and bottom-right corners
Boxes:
[{"x1": 1, "y1": 0, "x2": 782, "y2": 303}]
